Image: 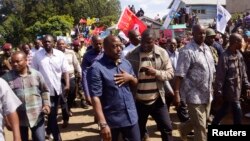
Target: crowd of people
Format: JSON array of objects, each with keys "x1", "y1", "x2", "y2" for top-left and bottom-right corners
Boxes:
[
  {"x1": 128, "y1": 5, "x2": 145, "y2": 18},
  {"x1": 0, "y1": 7, "x2": 250, "y2": 141}
]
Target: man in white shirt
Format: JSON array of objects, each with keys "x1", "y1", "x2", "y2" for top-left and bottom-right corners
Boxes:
[
  {"x1": 57, "y1": 39, "x2": 82, "y2": 128},
  {"x1": 32, "y1": 35, "x2": 70, "y2": 141},
  {"x1": 166, "y1": 38, "x2": 179, "y2": 70},
  {"x1": 31, "y1": 39, "x2": 43, "y2": 56},
  {"x1": 122, "y1": 30, "x2": 141, "y2": 57}
]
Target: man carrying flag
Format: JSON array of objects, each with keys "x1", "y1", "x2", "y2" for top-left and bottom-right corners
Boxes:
[{"x1": 216, "y1": 2, "x2": 231, "y2": 34}]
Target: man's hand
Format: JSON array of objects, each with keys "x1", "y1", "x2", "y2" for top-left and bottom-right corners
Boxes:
[
  {"x1": 114, "y1": 69, "x2": 133, "y2": 87},
  {"x1": 4, "y1": 116, "x2": 12, "y2": 131},
  {"x1": 100, "y1": 126, "x2": 112, "y2": 141},
  {"x1": 173, "y1": 91, "x2": 181, "y2": 107},
  {"x1": 42, "y1": 105, "x2": 51, "y2": 115},
  {"x1": 144, "y1": 66, "x2": 156, "y2": 76},
  {"x1": 64, "y1": 85, "x2": 70, "y2": 96}
]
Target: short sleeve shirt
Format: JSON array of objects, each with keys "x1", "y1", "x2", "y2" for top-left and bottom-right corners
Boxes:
[
  {"x1": 87, "y1": 55, "x2": 138, "y2": 128},
  {"x1": 32, "y1": 48, "x2": 69, "y2": 96},
  {"x1": 175, "y1": 40, "x2": 215, "y2": 104}
]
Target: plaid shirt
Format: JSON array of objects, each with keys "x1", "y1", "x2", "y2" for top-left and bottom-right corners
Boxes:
[{"x1": 2, "y1": 68, "x2": 50, "y2": 127}]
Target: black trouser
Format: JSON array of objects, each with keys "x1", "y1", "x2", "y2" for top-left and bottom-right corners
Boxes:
[
  {"x1": 60, "y1": 94, "x2": 69, "y2": 122},
  {"x1": 67, "y1": 77, "x2": 76, "y2": 110},
  {"x1": 136, "y1": 98, "x2": 173, "y2": 141},
  {"x1": 110, "y1": 123, "x2": 141, "y2": 141},
  {"x1": 46, "y1": 94, "x2": 62, "y2": 141}
]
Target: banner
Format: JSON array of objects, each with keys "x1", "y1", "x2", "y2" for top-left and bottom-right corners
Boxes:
[
  {"x1": 117, "y1": 7, "x2": 147, "y2": 36},
  {"x1": 162, "y1": 0, "x2": 181, "y2": 29},
  {"x1": 216, "y1": 3, "x2": 231, "y2": 34}
]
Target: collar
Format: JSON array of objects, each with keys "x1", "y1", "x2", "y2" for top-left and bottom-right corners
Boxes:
[
  {"x1": 191, "y1": 40, "x2": 208, "y2": 52},
  {"x1": 89, "y1": 48, "x2": 103, "y2": 55},
  {"x1": 135, "y1": 45, "x2": 162, "y2": 56},
  {"x1": 13, "y1": 66, "x2": 32, "y2": 77},
  {"x1": 64, "y1": 48, "x2": 73, "y2": 53},
  {"x1": 153, "y1": 45, "x2": 162, "y2": 55},
  {"x1": 103, "y1": 54, "x2": 122, "y2": 66},
  {"x1": 43, "y1": 48, "x2": 56, "y2": 56},
  {"x1": 167, "y1": 49, "x2": 178, "y2": 55},
  {"x1": 227, "y1": 49, "x2": 241, "y2": 56}
]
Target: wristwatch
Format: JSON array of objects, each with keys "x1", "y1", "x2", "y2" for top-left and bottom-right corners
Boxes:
[{"x1": 99, "y1": 122, "x2": 108, "y2": 129}]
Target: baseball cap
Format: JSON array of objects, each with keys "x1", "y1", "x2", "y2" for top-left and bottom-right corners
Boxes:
[
  {"x1": 72, "y1": 40, "x2": 80, "y2": 46},
  {"x1": 2, "y1": 43, "x2": 12, "y2": 50},
  {"x1": 206, "y1": 28, "x2": 216, "y2": 36},
  {"x1": 159, "y1": 38, "x2": 167, "y2": 44}
]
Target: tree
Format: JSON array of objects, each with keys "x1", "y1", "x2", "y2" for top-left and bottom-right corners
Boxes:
[
  {"x1": 26, "y1": 15, "x2": 74, "y2": 37},
  {"x1": 0, "y1": 0, "x2": 121, "y2": 46}
]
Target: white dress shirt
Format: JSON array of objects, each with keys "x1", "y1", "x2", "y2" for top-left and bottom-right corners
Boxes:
[
  {"x1": 32, "y1": 48, "x2": 69, "y2": 96},
  {"x1": 31, "y1": 47, "x2": 43, "y2": 56},
  {"x1": 122, "y1": 43, "x2": 138, "y2": 57},
  {"x1": 167, "y1": 49, "x2": 179, "y2": 70}
]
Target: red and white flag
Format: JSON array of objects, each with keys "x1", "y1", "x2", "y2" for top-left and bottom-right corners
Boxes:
[{"x1": 117, "y1": 7, "x2": 147, "y2": 36}]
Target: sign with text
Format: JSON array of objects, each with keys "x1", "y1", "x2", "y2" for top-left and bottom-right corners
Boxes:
[{"x1": 208, "y1": 125, "x2": 250, "y2": 140}]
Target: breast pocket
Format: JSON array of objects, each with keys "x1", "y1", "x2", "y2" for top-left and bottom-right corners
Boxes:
[
  {"x1": 49, "y1": 58, "x2": 62, "y2": 72},
  {"x1": 11, "y1": 78, "x2": 23, "y2": 90},
  {"x1": 29, "y1": 76, "x2": 39, "y2": 86}
]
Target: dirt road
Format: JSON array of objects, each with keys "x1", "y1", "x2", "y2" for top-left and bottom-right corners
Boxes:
[
  {"x1": 5, "y1": 100, "x2": 249, "y2": 141},
  {"x1": 4, "y1": 101, "x2": 183, "y2": 141}
]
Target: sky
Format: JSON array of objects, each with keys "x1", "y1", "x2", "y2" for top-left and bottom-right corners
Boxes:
[{"x1": 119, "y1": 0, "x2": 173, "y2": 19}]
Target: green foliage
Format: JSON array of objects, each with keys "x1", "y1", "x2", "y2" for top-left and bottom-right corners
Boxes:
[
  {"x1": 0, "y1": 14, "x2": 25, "y2": 46},
  {"x1": 0, "y1": 0, "x2": 121, "y2": 46},
  {"x1": 98, "y1": 15, "x2": 118, "y2": 26},
  {"x1": 26, "y1": 15, "x2": 74, "y2": 37},
  {"x1": 231, "y1": 13, "x2": 243, "y2": 22}
]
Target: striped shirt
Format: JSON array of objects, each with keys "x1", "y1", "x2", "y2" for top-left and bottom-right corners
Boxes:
[{"x1": 136, "y1": 51, "x2": 159, "y2": 105}]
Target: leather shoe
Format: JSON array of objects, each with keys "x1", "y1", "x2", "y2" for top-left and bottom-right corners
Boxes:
[{"x1": 62, "y1": 121, "x2": 68, "y2": 128}]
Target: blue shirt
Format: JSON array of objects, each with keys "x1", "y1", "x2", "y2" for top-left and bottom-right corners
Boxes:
[
  {"x1": 167, "y1": 49, "x2": 179, "y2": 70},
  {"x1": 87, "y1": 55, "x2": 138, "y2": 128},
  {"x1": 212, "y1": 41, "x2": 224, "y2": 57},
  {"x1": 81, "y1": 48, "x2": 103, "y2": 97}
]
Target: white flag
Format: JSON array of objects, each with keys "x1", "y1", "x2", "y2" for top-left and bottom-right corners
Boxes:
[{"x1": 216, "y1": 3, "x2": 231, "y2": 34}]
